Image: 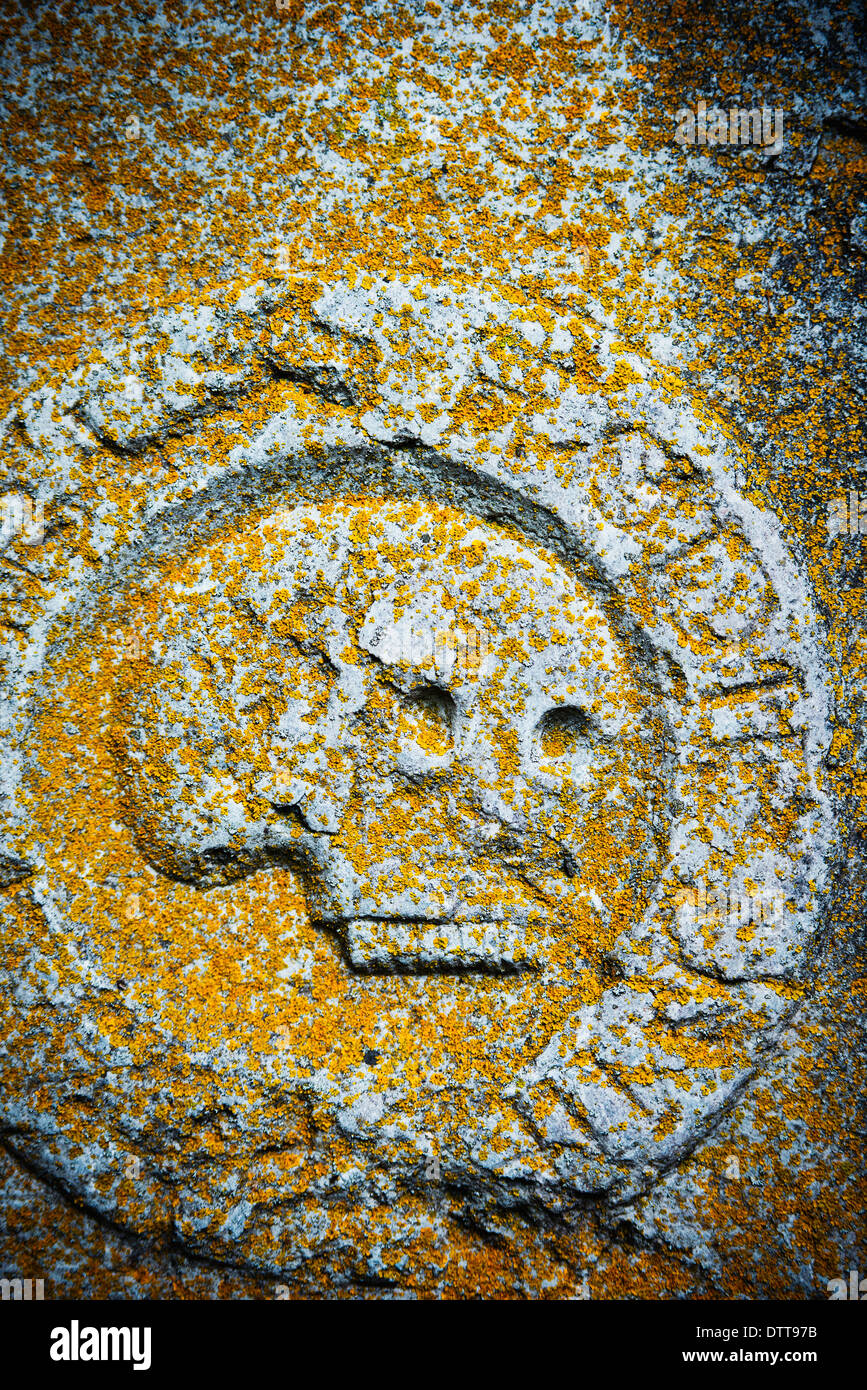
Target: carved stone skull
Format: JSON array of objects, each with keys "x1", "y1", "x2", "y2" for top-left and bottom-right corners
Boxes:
[{"x1": 114, "y1": 499, "x2": 672, "y2": 977}]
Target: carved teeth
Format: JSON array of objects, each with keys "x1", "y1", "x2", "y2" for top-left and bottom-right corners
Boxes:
[{"x1": 342, "y1": 918, "x2": 543, "y2": 974}]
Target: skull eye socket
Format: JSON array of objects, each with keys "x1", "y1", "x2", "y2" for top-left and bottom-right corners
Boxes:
[
  {"x1": 398, "y1": 686, "x2": 455, "y2": 757},
  {"x1": 537, "y1": 705, "x2": 592, "y2": 760}
]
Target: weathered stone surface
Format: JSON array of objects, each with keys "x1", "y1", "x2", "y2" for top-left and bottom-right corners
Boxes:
[
  {"x1": 0, "y1": 269, "x2": 841, "y2": 1286},
  {"x1": 0, "y1": 0, "x2": 863, "y2": 1301}
]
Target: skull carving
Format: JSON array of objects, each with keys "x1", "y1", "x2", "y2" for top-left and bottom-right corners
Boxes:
[{"x1": 114, "y1": 499, "x2": 672, "y2": 980}]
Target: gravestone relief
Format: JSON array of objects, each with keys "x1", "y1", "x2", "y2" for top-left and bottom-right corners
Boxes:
[{"x1": 0, "y1": 275, "x2": 838, "y2": 1286}]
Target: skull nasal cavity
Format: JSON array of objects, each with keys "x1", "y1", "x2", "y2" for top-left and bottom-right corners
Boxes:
[{"x1": 398, "y1": 686, "x2": 455, "y2": 758}]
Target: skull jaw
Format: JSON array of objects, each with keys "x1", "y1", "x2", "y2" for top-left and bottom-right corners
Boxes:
[
  {"x1": 123, "y1": 822, "x2": 547, "y2": 973},
  {"x1": 335, "y1": 916, "x2": 544, "y2": 974},
  {"x1": 122, "y1": 796, "x2": 644, "y2": 977},
  {"x1": 303, "y1": 834, "x2": 564, "y2": 973}
]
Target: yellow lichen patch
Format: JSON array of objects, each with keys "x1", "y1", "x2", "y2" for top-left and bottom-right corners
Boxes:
[{"x1": 0, "y1": 0, "x2": 861, "y2": 1302}]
